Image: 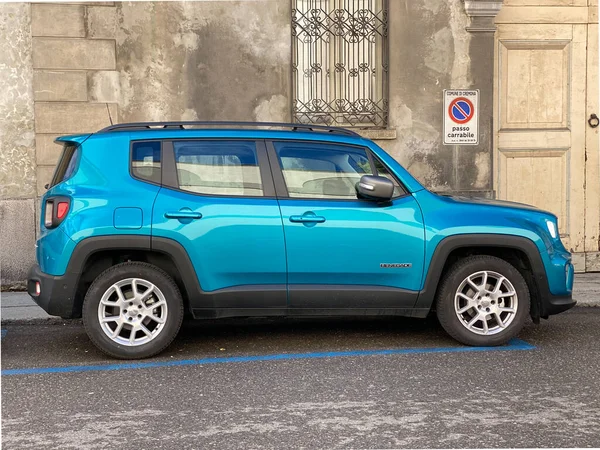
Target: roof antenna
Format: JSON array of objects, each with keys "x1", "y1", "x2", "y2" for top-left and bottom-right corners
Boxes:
[{"x1": 105, "y1": 103, "x2": 113, "y2": 125}]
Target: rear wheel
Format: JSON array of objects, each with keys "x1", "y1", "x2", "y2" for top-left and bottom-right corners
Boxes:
[
  {"x1": 435, "y1": 255, "x2": 530, "y2": 346},
  {"x1": 82, "y1": 262, "x2": 184, "y2": 359}
]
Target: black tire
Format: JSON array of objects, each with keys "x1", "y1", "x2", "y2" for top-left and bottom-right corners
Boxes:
[
  {"x1": 435, "y1": 255, "x2": 530, "y2": 346},
  {"x1": 82, "y1": 262, "x2": 184, "y2": 359}
]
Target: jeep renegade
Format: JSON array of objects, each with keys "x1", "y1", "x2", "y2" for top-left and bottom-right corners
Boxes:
[{"x1": 28, "y1": 122, "x2": 575, "y2": 359}]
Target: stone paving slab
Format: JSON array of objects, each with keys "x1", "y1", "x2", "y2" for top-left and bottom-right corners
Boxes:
[
  {"x1": 572, "y1": 273, "x2": 600, "y2": 306},
  {"x1": 1, "y1": 292, "x2": 56, "y2": 322}
]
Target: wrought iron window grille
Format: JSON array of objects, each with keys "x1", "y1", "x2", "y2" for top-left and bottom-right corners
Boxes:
[{"x1": 292, "y1": 0, "x2": 389, "y2": 128}]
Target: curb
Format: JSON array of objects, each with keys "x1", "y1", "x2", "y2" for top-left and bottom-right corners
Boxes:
[
  {"x1": 577, "y1": 301, "x2": 600, "y2": 307},
  {"x1": 1, "y1": 318, "x2": 79, "y2": 326},
  {"x1": 0, "y1": 283, "x2": 27, "y2": 292}
]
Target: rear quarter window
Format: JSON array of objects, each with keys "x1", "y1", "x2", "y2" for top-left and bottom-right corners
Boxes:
[
  {"x1": 131, "y1": 141, "x2": 162, "y2": 184},
  {"x1": 50, "y1": 143, "x2": 80, "y2": 188}
]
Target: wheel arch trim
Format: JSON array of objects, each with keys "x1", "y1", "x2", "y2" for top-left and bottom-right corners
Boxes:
[
  {"x1": 58, "y1": 233, "x2": 553, "y2": 320},
  {"x1": 414, "y1": 234, "x2": 548, "y2": 314},
  {"x1": 65, "y1": 235, "x2": 203, "y2": 316}
]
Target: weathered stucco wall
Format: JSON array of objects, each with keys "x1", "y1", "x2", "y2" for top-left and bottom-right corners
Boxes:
[
  {"x1": 116, "y1": 0, "x2": 291, "y2": 123},
  {"x1": 0, "y1": 3, "x2": 36, "y2": 288},
  {"x1": 0, "y1": 3, "x2": 36, "y2": 198},
  {"x1": 377, "y1": 0, "x2": 490, "y2": 195},
  {"x1": 113, "y1": 0, "x2": 490, "y2": 194}
]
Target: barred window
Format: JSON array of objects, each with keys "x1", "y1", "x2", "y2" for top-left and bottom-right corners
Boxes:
[{"x1": 292, "y1": 0, "x2": 389, "y2": 128}]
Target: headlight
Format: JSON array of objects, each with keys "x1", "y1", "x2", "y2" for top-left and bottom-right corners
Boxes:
[{"x1": 546, "y1": 219, "x2": 557, "y2": 239}]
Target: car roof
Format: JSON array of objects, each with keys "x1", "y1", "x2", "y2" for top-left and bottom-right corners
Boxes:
[
  {"x1": 96, "y1": 121, "x2": 362, "y2": 137},
  {"x1": 58, "y1": 121, "x2": 372, "y2": 146}
]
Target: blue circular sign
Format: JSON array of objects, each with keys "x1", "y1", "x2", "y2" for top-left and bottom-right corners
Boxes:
[{"x1": 449, "y1": 97, "x2": 474, "y2": 124}]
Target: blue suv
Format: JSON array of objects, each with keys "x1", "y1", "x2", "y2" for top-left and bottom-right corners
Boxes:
[{"x1": 28, "y1": 122, "x2": 575, "y2": 359}]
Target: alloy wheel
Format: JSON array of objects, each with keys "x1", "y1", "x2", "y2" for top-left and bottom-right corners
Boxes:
[
  {"x1": 454, "y1": 270, "x2": 518, "y2": 335},
  {"x1": 97, "y1": 278, "x2": 168, "y2": 346}
]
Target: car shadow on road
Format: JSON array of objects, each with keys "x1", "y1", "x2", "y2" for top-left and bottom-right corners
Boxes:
[
  {"x1": 5, "y1": 306, "x2": 578, "y2": 368},
  {"x1": 1, "y1": 314, "x2": 461, "y2": 367},
  {"x1": 174, "y1": 314, "x2": 454, "y2": 355}
]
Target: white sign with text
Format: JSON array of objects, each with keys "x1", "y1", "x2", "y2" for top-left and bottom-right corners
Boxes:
[{"x1": 443, "y1": 89, "x2": 479, "y2": 145}]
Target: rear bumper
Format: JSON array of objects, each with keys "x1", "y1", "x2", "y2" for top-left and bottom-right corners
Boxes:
[{"x1": 27, "y1": 264, "x2": 78, "y2": 319}]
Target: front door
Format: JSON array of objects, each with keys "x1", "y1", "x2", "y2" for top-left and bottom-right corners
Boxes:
[
  {"x1": 267, "y1": 140, "x2": 425, "y2": 309},
  {"x1": 152, "y1": 139, "x2": 287, "y2": 308}
]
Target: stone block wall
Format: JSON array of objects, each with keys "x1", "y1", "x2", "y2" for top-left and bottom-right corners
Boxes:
[
  {"x1": 1, "y1": 2, "x2": 119, "y2": 288},
  {"x1": 32, "y1": 2, "x2": 118, "y2": 195}
]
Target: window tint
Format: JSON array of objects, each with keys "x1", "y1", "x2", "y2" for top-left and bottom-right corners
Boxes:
[
  {"x1": 274, "y1": 142, "x2": 373, "y2": 199},
  {"x1": 173, "y1": 140, "x2": 263, "y2": 196},
  {"x1": 132, "y1": 141, "x2": 161, "y2": 184},
  {"x1": 373, "y1": 157, "x2": 405, "y2": 197},
  {"x1": 50, "y1": 143, "x2": 79, "y2": 187}
]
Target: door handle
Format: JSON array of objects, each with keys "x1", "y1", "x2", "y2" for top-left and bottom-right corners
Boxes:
[
  {"x1": 289, "y1": 215, "x2": 326, "y2": 223},
  {"x1": 164, "y1": 211, "x2": 202, "y2": 220}
]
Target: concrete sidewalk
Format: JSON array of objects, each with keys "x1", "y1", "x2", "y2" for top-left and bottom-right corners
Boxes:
[{"x1": 1, "y1": 274, "x2": 599, "y2": 323}]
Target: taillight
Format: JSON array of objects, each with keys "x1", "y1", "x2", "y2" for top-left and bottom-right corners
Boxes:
[
  {"x1": 56, "y1": 202, "x2": 69, "y2": 219},
  {"x1": 44, "y1": 197, "x2": 70, "y2": 229}
]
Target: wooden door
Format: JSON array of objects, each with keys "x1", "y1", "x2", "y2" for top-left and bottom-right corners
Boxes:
[
  {"x1": 494, "y1": 1, "x2": 597, "y2": 268},
  {"x1": 585, "y1": 5, "x2": 600, "y2": 270}
]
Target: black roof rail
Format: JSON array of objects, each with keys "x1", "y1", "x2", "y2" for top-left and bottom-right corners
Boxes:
[{"x1": 97, "y1": 121, "x2": 361, "y2": 137}]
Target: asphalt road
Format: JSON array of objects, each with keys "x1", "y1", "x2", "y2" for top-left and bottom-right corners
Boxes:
[{"x1": 2, "y1": 309, "x2": 600, "y2": 449}]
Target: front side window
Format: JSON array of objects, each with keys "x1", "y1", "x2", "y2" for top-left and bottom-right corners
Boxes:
[
  {"x1": 173, "y1": 140, "x2": 263, "y2": 196},
  {"x1": 274, "y1": 141, "x2": 373, "y2": 199},
  {"x1": 292, "y1": 0, "x2": 389, "y2": 128}
]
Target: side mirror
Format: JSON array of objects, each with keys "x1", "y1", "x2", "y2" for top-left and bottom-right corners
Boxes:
[{"x1": 356, "y1": 175, "x2": 394, "y2": 202}]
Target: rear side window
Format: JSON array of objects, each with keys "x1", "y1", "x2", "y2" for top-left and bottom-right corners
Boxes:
[
  {"x1": 50, "y1": 143, "x2": 79, "y2": 188},
  {"x1": 131, "y1": 141, "x2": 161, "y2": 184},
  {"x1": 173, "y1": 140, "x2": 263, "y2": 197}
]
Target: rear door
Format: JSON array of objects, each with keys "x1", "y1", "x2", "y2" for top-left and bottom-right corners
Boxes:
[
  {"x1": 151, "y1": 139, "x2": 287, "y2": 309},
  {"x1": 267, "y1": 139, "x2": 426, "y2": 309}
]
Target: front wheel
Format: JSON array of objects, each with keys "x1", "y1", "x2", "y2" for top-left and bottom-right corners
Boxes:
[
  {"x1": 82, "y1": 262, "x2": 184, "y2": 359},
  {"x1": 435, "y1": 255, "x2": 530, "y2": 346}
]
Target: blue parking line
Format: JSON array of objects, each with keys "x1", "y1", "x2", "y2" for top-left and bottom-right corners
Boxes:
[
  {"x1": 1, "y1": 330, "x2": 7, "y2": 340},
  {"x1": 1, "y1": 338, "x2": 535, "y2": 377}
]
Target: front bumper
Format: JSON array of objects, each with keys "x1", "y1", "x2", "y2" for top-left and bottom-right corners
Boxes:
[
  {"x1": 537, "y1": 250, "x2": 575, "y2": 318},
  {"x1": 542, "y1": 293, "x2": 576, "y2": 317},
  {"x1": 27, "y1": 264, "x2": 79, "y2": 318}
]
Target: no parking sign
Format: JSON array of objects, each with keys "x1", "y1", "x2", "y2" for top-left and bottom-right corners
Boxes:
[{"x1": 443, "y1": 89, "x2": 479, "y2": 145}]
